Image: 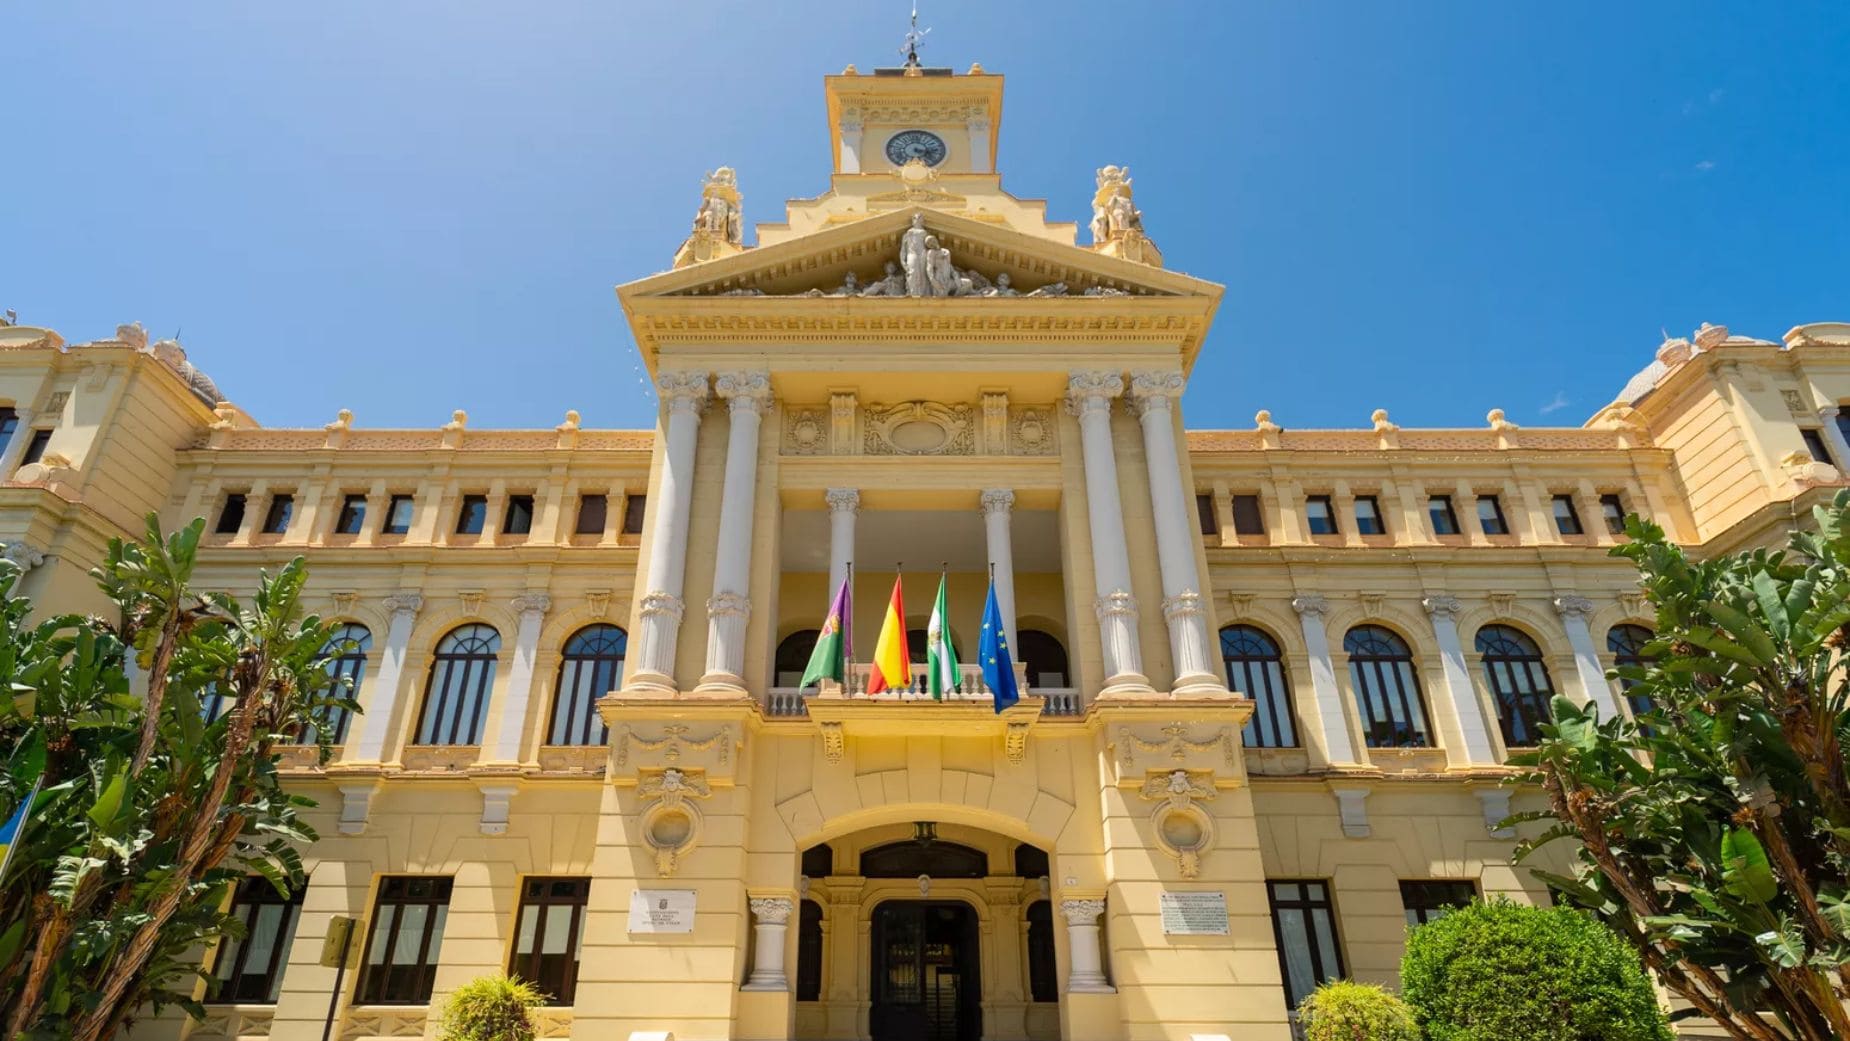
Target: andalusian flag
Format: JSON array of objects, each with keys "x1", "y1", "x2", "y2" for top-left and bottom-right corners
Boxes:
[
  {"x1": 925, "y1": 573, "x2": 960, "y2": 698},
  {"x1": 799, "y1": 576, "x2": 852, "y2": 689},
  {"x1": 0, "y1": 779, "x2": 41, "y2": 881},
  {"x1": 866, "y1": 575, "x2": 911, "y2": 695}
]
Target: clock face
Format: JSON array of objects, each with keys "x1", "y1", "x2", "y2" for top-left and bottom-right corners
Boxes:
[{"x1": 886, "y1": 129, "x2": 947, "y2": 167}]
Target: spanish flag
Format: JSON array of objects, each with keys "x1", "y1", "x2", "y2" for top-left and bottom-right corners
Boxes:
[{"x1": 866, "y1": 575, "x2": 911, "y2": 695}]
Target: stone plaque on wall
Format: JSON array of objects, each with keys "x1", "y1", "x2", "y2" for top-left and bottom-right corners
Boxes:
[
  {"x1": 1159, "y1": 891, "x2": 1230, "y2": 935},
  {"x1": 629, "y1": 889, "x2": 697, "y2": 934}
]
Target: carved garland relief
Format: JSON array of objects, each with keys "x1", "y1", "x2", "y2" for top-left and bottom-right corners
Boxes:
[{"x1": 784, "y1": 399, "x2": 1055, "y2": 456}]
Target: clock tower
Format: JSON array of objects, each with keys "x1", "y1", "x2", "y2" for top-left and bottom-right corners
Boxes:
[{"x1": 824, "y1": 61, "x2": 1004, "y2": 177}]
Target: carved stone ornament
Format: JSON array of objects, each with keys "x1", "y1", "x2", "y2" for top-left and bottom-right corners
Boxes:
[
  {"x1": 862, "y1": 401, "x2": 974, "y2": 456},
  {"x1": 1552, "y1": 595, "x2": 1595, "y2": 620},
  {"x1": 614, "y1": 723, "x2": 733, "y2": 769},
  {"x1": 1094, "y1": 589, "x2": 1138, "y2": 622},
  {"x1": 1291, "y1": 595, "x2": 1329, "y2": 619},
  {"x1": 1065, "y1": 371, "x2": 1124, "y2": 417},
  {"x1": 820, "y1": 721, "x2": 845, "y2": 764},
  {"x1": 0, "y1": 542, "x2": 45, "y2": 572},
  {"x1": 1005, "y1": 721, "x2": 1030, "y2": 765},
  {"x1": 1161, "y1": 590, "x2": 1204, "y2": 623},
  {"x1": 1139, "y1": 769, "x2": 1217, "y2": 879},
  {"x1": 826, "y1": 487, "x2": 861, "y2": 514},
  {"x1": 980, "y1": 488, "x2": 1015, "y2": 516},
  {"x1": 1114, "y1": 722, "x2": 1237, "y2": 775},
  {"x1": 785, "y1": 408, "x2": 827, "y2": 454},
  {"x1": 656, "y1": 371, "x2": 710, "y2": 415},
  {"x1": 693, "y1": 168, "x2": 743, "y2": 244},
  {"x1": 707, "y1": 591, "x2": 751, "y2": 618},
  {"x1": 716, "y1": 371, "x2": 773, "y2": 414},
  {"x1": 639, "y1": 591, "x2": 685, "y2": 622},
  {"x1": 511, "y1": 593, "x2": 552, "y2": 616},
  {"x1": 1487, "y1": 592, "x2": 1518, "y2": 620},
  {"x1": 1060, "y1": 898, "x2": 1106, "y2": 926},
  {"x1": 1089, "y1": 165, "x2": 1162, "y2": 267},
  {"x1": 750, "y1": 896, "x2": 794, "y2": 926},
  {"x1": 1126, "y1": 370, "x2": 1185, "y2": 417},
  {"x1": 1422, "y1": 595, "x2": 1463, "y2": 620},
  {"x1": 637, "y1": 767, "x2": 711, "y2": 877},
  {"x1": 1358, "y1": 592, "x2": 1387, "y2": 620},
  {"x1": 1009, "y1": 407, "x2": 1054, "y2": 454}
]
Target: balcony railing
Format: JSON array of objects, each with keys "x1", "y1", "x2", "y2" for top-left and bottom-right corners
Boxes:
[{"x1": 766, "y1": 661, "x2": 1082, "y2": 718}]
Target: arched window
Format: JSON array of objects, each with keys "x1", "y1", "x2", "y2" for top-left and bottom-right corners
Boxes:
[
  {"x1": 415, "y1": 624, "x2": 501, "y2": 745},
  {"x1": 775, "y1": 630, "x2": 820, "y2": 688},
  {"x1": 1343, "y1": 625, "x2": 1432, "y2": 747},
  {"x1": 1026, "y1": 901, "x2": 1057, "y2": 1003},
  {"x1": 796, "y1": 900, "x2": 823, "y2": 1002},
  {"x1": 300, "y1": 622, "x2": 371, "y2": 744},
  {"x1": 1607, "y1": 624, "x2": 1655, "y2": 719},
  {"x1": 1477, "y1": 624, "x2": 1555, "y2": 748},
  {"x1": 547, "y1": 625, "x2": 626, "y2": 746},
  {"x1": 860, "y1": 840, "x2": 988, "y2": 879},
  {"x1": 1016, "y1": 630, "x2": 1069, "y2": 689},
  {"x1": 1221, "y1": 625, "x2": 1297, "y2": 748}
]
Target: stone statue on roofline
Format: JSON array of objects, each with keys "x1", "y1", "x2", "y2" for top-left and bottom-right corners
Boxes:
[
  {"x1": 1089, "y1": 165, "x2": 1164, "y2": 268},
  {"x1": 672, "y1": 166, "x2": 747, "y2": 268}
]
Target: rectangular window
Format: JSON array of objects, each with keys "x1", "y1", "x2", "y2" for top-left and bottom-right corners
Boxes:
[
  {"x1": 575, "y1": 494, "x2": 608, "y2": 536},
  {"x1": 19, "y1": 429, "x2": 52, "y2": 466},
  {"x1": 1428, "y1": 495, "x2": 1460, "y2": 536},
  {"x1": 1400, "y1": 880, "x2": 1479, "y2": 927},
  {"x1": 1305, "y1": 495, "x2": 1337, "y2": 536},
  {"x1": 383, "y1": 495, "x2": 415, "y2": 535},
  {"x1": 1354, "y1": 496, "x2": 1384, "y2": 536},
  {"x1": 1476, "y1": 495, "x2": 1509, "y2": 536},
  {"x1": 0, "y1": 408, "x2": 18, "y2": 456},
  {"x1": 1802, "y1": 428, "x2": 1834, "y2": 465},
  {"x1": 509, "y1": 877, "x2": 589, "y2": 1005},
  {"x1": 798, "y1": 899, "x2": 826, "y2": 1002},
  {"x1": 210, "y1": 878, "x2": 303, "y2": 1004},
  {"x1": 335, "y1": 495, "x2": 367, "y2": 535},
  {"x1": 456, "y1": 495, "x2": 487, "y2": 535},
  {"x1": 1551, "y1": 494, "x2": 1583, "y2": 536},
  {"x1": 1231, "y1": 494, "x2": 1265, "y2": 535},
  {"x1": 1838, "y1": 413, "x2": 1850, "y2": 460},
  {"x1": 261, "y1": 494, "x2": 294, "y2": 535},
  {"x1": 216, "y1": 493, "x2": 248, "y2": 535},
  {"x1": 1599, "y1": 493, "x2": 1626, "y2": 536},
  {"x1": 357, "y1": 877, "x2": 453, "y2": 1005},
  {"x1": 503, "y1": 495, "x2": 534, "y2": 536},
  {"x1": 621, "y1": 493, "x2": 648, "y2": 535},
  {"x1": 1267, "y1": 880, "x2": 1344, "y2": 1010},
  {"x1": 1195, "y1": 493, "x2": 1218, "y2": 536}
]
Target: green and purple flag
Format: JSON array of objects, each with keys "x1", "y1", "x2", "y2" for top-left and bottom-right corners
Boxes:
[{"x1": 800, "y1": 575, "x2": 853, "y2": 689}]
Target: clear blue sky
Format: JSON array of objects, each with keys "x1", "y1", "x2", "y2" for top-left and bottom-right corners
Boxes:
[{"x1": 3, "y1": 3, "x2": 1846, "y2": 431}]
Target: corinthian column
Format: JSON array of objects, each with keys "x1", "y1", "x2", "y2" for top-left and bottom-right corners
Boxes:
[
  {"x1": 980, "y1": 489, "x2": 1018, "y2": 651},
  {"x1": 1554, "y1": 596, "x2": 1622, "y2": 722},
  {"x1": 1067, "y1": 372, "x2": 1148, "y2": 692},
  {"x1": 826, "y1": 488, "x2": 859, "y2": 597},
  {"x1": 1128, "y1": 370, "x2": 1223, "y2": 694},
  {"x1": 701, "y1": 372, "x2": 773, "y2": 691},
  {"x1": 348, "y1": 593, "x2": 423, "y2": 763},
  {"x1": 628, "y1": 371, "x2": 708, "y2": 692},
  {"x1": 1423, "y1": 596, "x2": 1498, "y2": 764},
  {"x1": 488, "y1": 594, "x2": 551, "y2": 763},
  {"x1": 1060, "y1": 899, "x2": 1115, "y2": 994},
  {"x1": 1291, "y1": 595, "x2": 1359, "y2": 766},
  {"x1": 741, "y1": 897, "x2": 794, "y2": 991}
]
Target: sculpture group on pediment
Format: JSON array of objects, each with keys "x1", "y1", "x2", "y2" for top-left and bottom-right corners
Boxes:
[{"x1": 694, "y1": 167, "x2": 743, "y2": 245}]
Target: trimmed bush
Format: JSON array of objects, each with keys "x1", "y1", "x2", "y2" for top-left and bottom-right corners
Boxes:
[
  {"x1": 437, "y1": 975, "x2": 543, "y2": 1041},
  {"x1": 1297, "y1": 980, "x2": 1420, "y2": 1041},
  {"x1": 1401, "y1": 899, "x2": 1671, "y2": 1041}
]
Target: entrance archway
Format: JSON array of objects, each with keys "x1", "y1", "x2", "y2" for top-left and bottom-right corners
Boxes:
[{"x1": 871, "y1": 900, "x2": 981, "y2": 1041}]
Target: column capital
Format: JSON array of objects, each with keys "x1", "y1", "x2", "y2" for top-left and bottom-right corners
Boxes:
[
  {"x1": 1161, "y1": 589, "x2": 1205, "y2": 621},
  {"x1": 749, "y1": 896, "x2": 794, "y2": 924},
  {"x1": 1291, "y1": 594, "x2": 1330, "y2": 619},
  {"x1": 657, "y1": 371, "x2": 710, "y2": 416},
  {"x1": 1126, "y1": 369, "x2": 1185, "y2": 417},
  {"x1": 1094, "y1": 589, "x2": 1138, "y2": 620},
  {"x1": 380, "y1": 592, "x2": 425, "y2": 617},
  {"x1": 1060, "y1": 898, "x2": 1106, "y2": 925},
  {"x1": 715, "y1": 371, "x2": 773, "y2": 415},
  {"x1": 639, "y1": 591, "x2": 685, "y2": 622},
  {"x1": 1552, "y1": 595, "x2": 1595, "y2": 620},
  {"x1": 826, "y1": 487, "x2": 861, "y2": 514},
  {"x1": 980, "y1": 488, "x2": 1016, "y2": 516},
  {"x1": 1065, "y1": 370, "x2": 1124, "y2": 416},
  {"x1": 0, "y1": 542, "x2": 44, "y2": 572},
  {"x1": 1820, "y1": 405, "x2": 1842, "y2": 419},
  {"x1": 1423, "y1": 595, "x2": 1464, "y2": 620},
  {"x1": 510, "y1": 593, "x2": 552, "y2": 616}
]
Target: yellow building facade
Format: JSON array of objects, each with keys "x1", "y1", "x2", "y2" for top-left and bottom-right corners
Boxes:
[{"x1": 3, "y1": 57, "x2": 1848, "y2": 1041}]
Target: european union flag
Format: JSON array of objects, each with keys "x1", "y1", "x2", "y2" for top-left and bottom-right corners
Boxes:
[{"x1": 979, "y1": 581, "x2": 1019, "y2": 714}]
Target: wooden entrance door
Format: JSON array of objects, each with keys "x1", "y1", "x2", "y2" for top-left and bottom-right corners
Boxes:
[{"x1": 870, "y1": 901, "x2": 982, "y2": 1041}]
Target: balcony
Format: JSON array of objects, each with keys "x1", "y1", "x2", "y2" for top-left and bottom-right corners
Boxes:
[{"x1": 766, "y1": 661, "x2": 1080, "y2": 718}]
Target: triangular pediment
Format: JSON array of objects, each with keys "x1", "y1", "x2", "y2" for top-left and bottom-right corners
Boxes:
[{"x1": 617, "y1": 208, "x2": 1220, "y2": 302}]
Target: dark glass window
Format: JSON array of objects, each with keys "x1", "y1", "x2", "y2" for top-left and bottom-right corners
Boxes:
[
  {"x1": 1552, "y1": 495, "x2": 1583, "y2": 535},
  {"x1": 216, "y1": 493, "x2": 248, "y2": 535},
  {"x1": 575, "y1": 494, "x2": 608, "y2": 536},
  {"x1": 800, "y1": 844, "x2": 833, "y2": 878},
  {"x1": 621, "y1": 494, "x2": 647, "y2": 535},
  {"x1": 1802, "y1": 428, "x2": 1834, "y2": 465},
  {"x1": 1026, "y1": 901, "x2": 1057, "y2": 1003},
  {"x1": 1344, "y1": 625, "x2": 1431, "y2": 747},
  {"x1": 1354, "y1": 496, "x2": 1384, "y2": 536},
  {"x1": 455, "y1": 495, "x2": 487, "y2": 535},
  {"x1": 19, "y1": 429, "x2": 51, "y2": 466},
  {"x1": 859, "y1": 841, "x2": 987, "y2": 879},
  {"x1": 261, "y1": 494, "x2": 294, "y2": 535},
  {"x1": 1017, "y1": 630, "x2": 1069, "y2": 689},
  {"x1": 382, "y1": 495, "x2": 415, "y2": 535},
  {"x1": 547, "y1": 625, "x2": 625, "y2": 746},
  {"x1": 0, "y1": 408, "x2": 18, "y2": 456},
  {"x1": 1221, "y1": 625, "x2": 1297, "y2": 748},
  {"x1": 296, "y1": 622, "x2": 371, "y2": 744},
  {"x1": 1476, "y1": 495, "x2": 1509, "y2": 536},
  {"x1": 1477, "y1": 624, "x2": 1555, "y2": 748},
  {"x1": 1196, "y1": 493, "x2": 1218, "y2": 535},
  {"x1": 775, "y1": 630, "x2": 821, "y2": 688},
  {"x1": 1305, "y1": 495, "x2": 1337, "y2": 535},
  {"x1": 334, "y1": 495, "x2": 367, "y2": 535},
  {"x1": 796, "y1": 901, "x2": 824, "y2": 1002},
  {"x1": 503, "y1": 495, "x2": 534, "y2": 535},
  {"x1": 1428, "y1": 495, "x2": 1460, "y2": 536},
  {"x1": 509, "y1": 877, "x2": 589, "y2": 1005},
  {"x1": 209, "y1": 878, "x2": 302, "y2": 1004},
  {"x1": 357, "y1": 877, "x2": 452, "y2": 1005},
  {"x1": 1013, "y1": 844, "x2": 1050, "y2": 879},
  {"x1": 1838, "y1": 412, "x2": 1850, "y2": 460},
  {"x1": 1231, "y1": 494, "x2": 1265, "y2": 535},
  {"x1": 1268, "y1": 880, "x2": 1344, "y2": 1010},
  {"x1": 1400, "y1": 880, "x2": 1477, "y2": 927},
  {"x1": 1608, "y1": 624, "x2": 1655, "y2": 719},
  {"x1": 1599, "y1": 494, "x2": 1626, "y2": 536},
  {"x1": 414, "y1": 624, "x2": 501, "y2": 745}
]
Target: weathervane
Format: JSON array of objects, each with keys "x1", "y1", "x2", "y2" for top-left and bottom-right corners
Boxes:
[{"x1": 899, "y1": 2, "x2": 930, "y2": 67}]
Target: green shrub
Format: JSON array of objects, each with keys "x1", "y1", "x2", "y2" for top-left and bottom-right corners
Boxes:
[
  {"x1": 437, "y1": 975, "x2": 543, "y2": 1041},
  {"x1": 1297, "y1": 980, "x2": 1420, "y2": 1041},
  {"x1": 1400, "y1": 899, "x2": 1671, "y2": 1041}
]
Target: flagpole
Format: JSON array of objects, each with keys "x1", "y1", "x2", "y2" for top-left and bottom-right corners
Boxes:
[{"x1": 844, "y1": 560, "x2": 854, "y2": 665}]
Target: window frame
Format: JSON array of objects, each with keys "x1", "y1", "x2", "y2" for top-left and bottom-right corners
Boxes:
[
  {"x1": 1025, "y1": 900, "x2": 1057, "y2": 1003},
  {"x1": 1230, "y1": 493, "x2": 1266, "y2": 536},
  {"x1": 503, "y1": 494, "x2": 535, "y2": 536},
  {"x1": 414, "y1": 624, "x2": 502, "y2": 746},
  {"x1": 260, "y1": 494, "x2": 295, "y2": 535},
  {"x1": 382, "y1": 494, "x2": 415, "y2": 535},
  {"x1": 19, "y1": 428, "x2": 52, "y2": 466},
  {"x1": 208, "y1": 877, "x2": 304, "y2": 1004},
  {"x1": 1477, "y1": 624, "x2": 1556, "y2": 749},
  {"x1": 1343, "y1": 625, "x2": 1433, "y2": 748},
  {"x1": 334, "y1": 494, "x2": 368, "y2": 536},
  {"x1": 1551, "y1": 494, "x2": 1583, "y2": 536},
  {"x1": 1599, "y1": 493, "x2": 1626, "y2": 536},
  {"x1": 1304, "y1": 495, "x2": 1338, "y2": 536},
  {"x1": 455, "y1": 494, "x2": 488, "y2": 536},
  {"x1": 1427, "y1": 495, "x2": 1460, "y2": 536},
  {"x1": 1399, "y1": 879, "x2": 1478, "y2": 927},
  {"x1": 796, "y1": 899, "x2": 825, "y2": 1002},
  {"x1": 620, "y1": 493, "x2": 648, "y2": 535},
  {"x1": 1353, "y1": 495, "x2": 1384, "y2": 536},
  {"x1": 356, "y1": 876, "x2": 453, "y2": 1006},
  {"x1": 1476, "y1": 495, "x2": 1509, "y2": 536},
  {"x1": 1267, "y1": 879, "x2": 1345, "y2": 1011},
  {"x1": 508, "y1": 876, "x2": 590, "y2": 1005},
  {"x1": 1608, "y1": 623, "x2": 1655, "y2": 720},
  {"x1": 575, "y1": 493, "x2": 608, "y2": 536},
  {"x1": 216, "y1": 492, "x2": 248, "y2": 535},
  {"x1": 1195, "y1": 493, "x2": 1219, "y2": 536},
  {"x1": 546, "y1": 625, "x2": 626, "y2": 746},
  {"x1": 1221, "y1": 625, "x2": 1298, "y2": 749},
  {"x1": 1801, "y1": 427, "x2": 1835, "y2": 465}
]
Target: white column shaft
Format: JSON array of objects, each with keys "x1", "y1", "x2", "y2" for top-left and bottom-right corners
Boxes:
[
  {"x1": 981, "y1": 489, "x2": 1018, "y2": 652},
  {"x1": 1426, "y1": 601, "x2": 1499, "y2": 764},
  {"x1": 1292, "y1": 598, "x2": 1358, "y2": 765},
  {"x1": 1129, "y1": 375, "x2": 1219, "y2": 689},
  {"x1": 633, "y1": 375, "x2": 706, "y2": 684},
  {"x1": 703, "y1": 382, "x2": 767, "y2": 684},
  {"x1": 743, "y1": 898, "x2": 793, "y2": 991},
  {"x1": 1069, "y1": 375, "x2": 1145, "y2": 686},
  {"x1": 1558, "y1": 606, "x2": 1622, "y2": 721},
  {"x1": 1061, "y1": 900, "x2": 1113, "y2": 994},
  {"x1": 490, "y1": 599, "x2": 549, "y2": 762},
  {"x1": 351, "y1": 599, "x2": 420, "y2": 762},
  {"x1": 827, "y1": 490, "x2": 859, "y2": 596}
]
